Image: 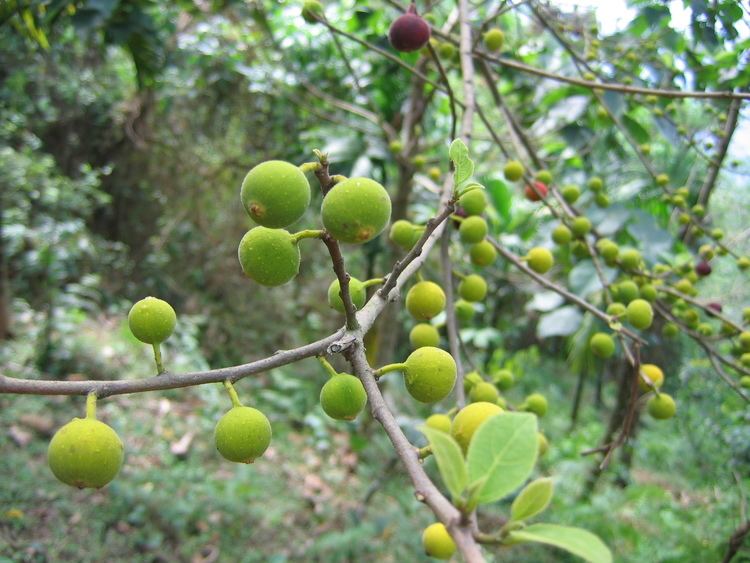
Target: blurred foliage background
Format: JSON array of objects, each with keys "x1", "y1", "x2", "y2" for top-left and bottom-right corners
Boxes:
[{"x1": 1, "y1": 0, "x2": 749, "y2": 561}]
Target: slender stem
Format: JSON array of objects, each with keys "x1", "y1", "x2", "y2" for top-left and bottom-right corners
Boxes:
[
  {"x1": 318, "y1": 356, "x2": 339, "y2": 379},
  {"x1": 85, "y1": 392, "x2": 97, "y2": 419},
  {"x1": 152, "y1": 343, "x2": 165, "y2": 374},
  {"x1": 373, "y1": 363, "x2": 407, "y2": 379},
  {"x1": 361, "y1": 278, "x2": 385, "y2": 289},
  {"x1": 291, "y1": 229, "x2": 326, "y2": 243},
  {"x1": 417, "y1": 445, "x2": 433, "y2": 459},
  {"x1": 298, "y1": 161, "x2": 321, "y2": 173},
  {"x1": 223, "y1": 379, "x2": 243, "y2": 408}
]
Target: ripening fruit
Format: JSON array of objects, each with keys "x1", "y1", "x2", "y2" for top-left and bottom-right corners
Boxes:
[
  {"x1": 739, "y1": 331, "x2": 750, "y2": 351},
  {"x1": 536, "y1": 170, "x2": 553, "y2": 185},
  {"x1": 214, "y1": 406, "x2": 272, "y2": 463},
  {"x1": 590, "y1": 332, "x2": 615, "y2": 359},
  {"x1": 740, "y1": 376, "x2": 750, "y2": 389},
  {"x1": 403, "y1": 347, "x2": 457, "y2": 403},
  {"x1": 459, "y1": 216, "x2": 488, "y2": 244},
  {"x1": 483, "y1": 28, "x2": 504, "y2": 51},
  {"x1": 619, "y1": 248, "x2": 642, "y2": 271},
  {"x1": 463, "y1": 370, "x2": 483, "y2": 393},
  {"x1": 662, "y1": 322, "x2": 679, "y2": 338},
  {"x1": 504, "y1": 160, "x2": 525, "y2": 182},
  {"x1": 327, "y1": 278, "x2": 366, "y2": 312},
  {"x1": 470, "y1": 381, "x2": 500, "y2": 403},
  {"x1": 570, "y1": 216, "x2": 592, "y2": 237},
  {"x1": 389, "y1": 4, "x2": 431, "y2": 52},
  {"x1": 422, "y1": 523, "x2": 456, "y2": 560},
  {"x1": 561, "y1": 184, "x2": 580, "y2": 203},
  {"x1": 615, "y1": 280, "x2": 640, "y2": 304},
  {"x1": 238, "y1": 227, "x2": 300, "y2": 286},
  {"x1": 521, "y1": 393, "x2": 548, "y2": 417},
  {"x1": 437, "y1": 41, "x2": 456, "y2": 59},
  {"x1": 627, "y1": 299, "x2": 653, "y2": 330},
  {"x1": 389, "y1": 139, "x2": 403, "y2": 153},
  {"x1": 647, "y1": 393, "x2": 676, "y2": 420},
  {"x1": 458, "y1": 274, "x2": 488, "y2": 302},
  {"x1": 695, "y1": 261, "x2": 712, "y2": 277},
  {"x1": 526, "y1": 247, "x2": 554, "y2": 274},
  {"x1": 470, "y1": 240, "x2": 497, "y2": 267},
  {"x1": 493, "y1": 369, "x2": 514, "y2": 390},
  {"x1": 552, "y1": 224, "x2": 572, "y2": 245},
  {"x1": 48, "y1": 418, "x2": 124, "y2": 488},
  {"x1": 425, "y1": 413, "x2": 452, "y2": 433},
  {"x1": 451, "y1": 401, "x2": 503, "y2": 451},
  {"x1": 455, "y1": 299, "x2": 476, "y2": 322},
  {"x1": 588, "y1": 177, "x2": 603, "y2": 191},
  {"x1": 128, "y1": 297, "x2": 176, "y2": 345},
  {"x1": 655, "y1": 173, "x2": 670, "y2": 187},
  {"x1": 639, "y1": 363, "x2": 664, "y2": 391},
  {"x1": 525, "y1": 181, "x2": 548, "y2": 202},
  {"x1": 322, "y1": 178, "x2": 392, "y2": 244},
  {"x1": 301, "y1": 0, "x2": 324, "y2": 23},
  {"x1": 639, "y1": 284, "x2": 657, "y2": 302},
  {"x1": 389, "y1": 219, "x2": 422, "y2": 250},
  {"x1": 607, "y1": 302, "x2": 626, "y2": 316},
  {"x1": 428, "y1": 166, "x2": 441, "y2": 181},
  {"x1": 406, "y1": 281, "x2": 446, "y2": 321},
  {"x1": 240, "y1": 160, "x2": 311, "y2": 228},
  {"x1": 320, "y1": 373, "x2": 367, "y2": 420},
  {"x1": 458, "y1": 189, "x2": 487, "y2": 216},
  {"x1": 597, "y1": 239, "x2": 619, "y2": 264},
  {"x1": 410, "y1": 323, "x2": 440, "y2": 349},
  {"x1": 738, "y1": 256, "x2": 750, "y2": 270}
]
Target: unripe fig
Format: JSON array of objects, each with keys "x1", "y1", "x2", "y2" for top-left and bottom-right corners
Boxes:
[
  {"x1": 590, "y1": 332, "x2": 615, "y2": 359},
  {"x1": 403, "y1": 347, "x2": 457, "y2": 403},
  {"x1": 389, "y1": 219, "x2": 421, "y2": 250},
  {"x1": 627, "y1": 299, "x2": 653, "y2": 330},
  {"x1": 320, "y1": 373, "x2": 367, "y2": 421},
  {"x1": 458, "y1": 189, "x2": 487, "y2": 216},
  {"x1": 552, "y1": 224, "x2": 572, "y2": 245},
  {"x1": 695, "y1": 261, "x2": 712, "y2": 277},
  {"x1": 463, "y1": 370, "x2": 483, "y2": 393},
  {"x1": 437, "y1": 41, "x2": 456, "y2": 59},
  {"x1": 639, "y1": 284, "x2": 657, "y2": 302},
  {"x1": 412, "y1": 154, "x2": 427, "y2": 169},
  {"x1": 483, "y1": 28, "x2": 505, "y2": 51},
  {"x1": 697, "y1": 322, "x2": 713, "y2": 336},
  {"x1": 647, "y1": 393, "x2": 676, "y2": 420},
  {"x1": 619, "y1": 248, "x2": 642, "y2": 271},
  {"x1": 425, "y1": 413, "x2": 452, "y2": 433},
  {"x1": 607, "y1": 302, "x2": 626, "y2": 316},
  {"x1": 738, "y1": 256, "x2": 750, "y2": 270},
  {"x1": 570, "y1": 216, "x2": 592, "y2": 237},
  {"x1": 699, "y1": 245, "x2": 715, "y2": 260},
  {"x1": 492, "y1": 369, "x2": 514, "y2": 390},
  {"x1": 588, "y1": 177, "x2": 603, "y2": 191},
  {"x1": 469, "y1": 381, "x2": 500, "y2": 403},
  {"x1": 128, "y1": 297, "x2": 176, "y2": 345},
  {"x1": 571, "y1": 241, "x2": 589, "y2": 258},
  {"x1": 504, "y1": 160, "x2": 525, "y2": 182},
  {"x1": 451, "y1": 401, "x2": 503, "y2": 451},
  {"x1": 739, "y1": 331, "x2": 750, "y2": 351},
  {"x1": 655, "y1": 173, "x2": 670, "y2": 187},
  {"x1": 455, "y1": 299, "x2": 476, "y2": 322},
  {"x1": 241, "y1": 160, "x2": 311, "y2": 228},
  {"x1": 521, "y1": 393, "x2": 548, "y2": 417},
  {"x1": 410, "y1": 323, "x2": 440, "y2": 349},
  {"x1": 615, "y1": 281, "x2": 639, "y2": 303},
  {"x1": 321, "y1": 177, "x2": 392, "y2": 243},
  {"x1": 525, "y1": 181, "x2": 548, "y2": 202},
  {"x1": 526, "y1": 247, "x2": 554, "y2": 274},
  {"x1": 214, "y1": 406, "x2": 272, "y2": 463},
  {"x1": 536, "y1": 169, "x2": 553, "y2": 184},
  {"x1": 537, "y1": 432, "x2": 549, "y2": 457},
  {"x1": 638, "y1": 363, "x2": 664, "y2": 391},
  {"x1": 674, "y1": 278, "x2": 695, "y2": 295},
  {"x1": 422, "y1": 522, "x2": 456, "y2": 560},
  {"x1": 459, "y1": 216, "x2": 488, "y2": 244},
  {"x1": 561, "y1": 184, "x2": 580, "y2": 203},
  {"x1": 640, "y1": 143, "x2": 651, "y2": 155},
  {"x1": 595, "y1": 193, "x2": 610, "y2": 208},
  {"x1": 458, "y1": 274, "x2": 488, "y2": 302},
  {"x1": 48, "y1": 417, "x2": 124, "y2": 488},
  {"x1": 238, "y1": 227, "x2": 300, "y2": 286},
  {"x1": 389, "y1": 139, "x2": 403, "y2": 153},
  {"x1": 597, "y1": 239, "x2": 619, "y2": 264},
  {"x1": 389, "y1": 5, "x2": 431, "y2": 52},
  {"x1": 662, "y1": 322, "x2": 679, "y2": 338},
  {"x1": 406, "y1": 281, "x2": 446, "y2": 320},
  {"x1": 327, "y1": 278, "x2": 366, "y2": 312},
  {"x1": 427, "y1": 166, "x2": 442, "y2": 181},
  {"x1": 742, "y1": 353, "x2": 750, "y2": 368},
  {"x1": 470, "y1": 240, "x2": 497, "y2": 267},
  {"x1": 301, "y1": 0, "x2": 324, "y2": 23}
]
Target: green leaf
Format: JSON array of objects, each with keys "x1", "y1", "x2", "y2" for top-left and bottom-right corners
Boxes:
[
  {"x1": 484, "y1": 178, "x2": 511, "y2": 226},
  {"x1": 507, "y1": 524, "x2": 612, "y2": 563},
  {"x1": 466, "y1": 412, "x2": 538, "y2": 504},
  {"x1": 510, "y1": 477, "x2": 554, "y2": 522},
  {"x1": 449, "y1": 139, "x2": 474, "y2": 185},
  {"x1": 420, "y1": 426, "x2": 467, "y2": 501}
]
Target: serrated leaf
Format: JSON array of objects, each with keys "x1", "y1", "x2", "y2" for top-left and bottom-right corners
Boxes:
[
  {"x1": 449, "y1": 139, "x2": 474, "y2": 185},
  {"x1": 420, "y1": 426, "x2": 467, "y2": 501},
  {"x1": 507, "y1": 524, "x2": 612, "y2": 563},
  {"x1": 510, "y1": 478, "x2": 554, "y2": 522},
  {"x1": 466, "y1": 412, "x2": 538, "y2": 504}
]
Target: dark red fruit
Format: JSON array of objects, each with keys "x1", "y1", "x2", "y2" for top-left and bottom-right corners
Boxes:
[
  {"x1": 525, "y1": 181, "x2": 548, "y2": 202},
  {"x1": 695, "y1": 261, "x2": 712, "y2": 277},
  {"x1": 452, "y1": 206, "x2": 468, "y2": 228},
  {"x1": 389, "y1": 5, "x2": 430, "y2": 52},
  {"x1": 707, "y1": 302, "x2": 722, "y2": 313}
]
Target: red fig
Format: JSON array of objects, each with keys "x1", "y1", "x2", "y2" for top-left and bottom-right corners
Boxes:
[
  {"x1": 525, "y1": 181, "x2": 548, "y2": 202},
  {"x1": 707, "y1": 302, "x2": 722, "y2": 313},
  {"x1": 389, "y1": 4, "x2": 430, "y2": 52},
  {"x1": 695, "y1": 261, "x2": 712, "y2": 277}
]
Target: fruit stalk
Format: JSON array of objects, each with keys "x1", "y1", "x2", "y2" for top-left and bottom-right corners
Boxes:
[
  {"x1": 373, "y1": 363, "x2": 407, "y2": 379},
  {"x1": 291, "y1": 229, "x2": 325, "y2": 243},
  {"x1": 152, "y1": 343, "x2": 165, "y2": 374},
  {"x1": 223, "y1": 380, "x2": 243, "y2": 408},
  {"x1": 361, "y1": 278, "x2": 384, "y2": 289},
  {"x1": 317, "y1": 356, "x2": 339, "y2": 379},
  {"x1": 85, "y1": 392, "x2": 97, "y2": 419}
]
